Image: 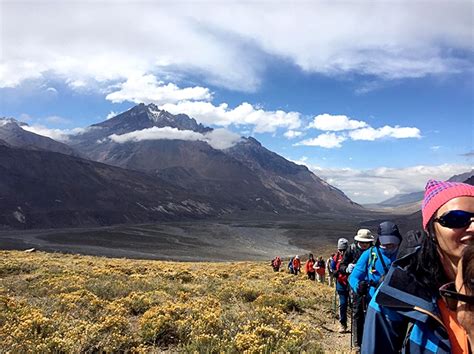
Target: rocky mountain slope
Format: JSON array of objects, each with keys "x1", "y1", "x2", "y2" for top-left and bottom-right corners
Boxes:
[
  {"x1": 0, "y1": 118, "x2": 78, "y2": 156},
  {"x1": 69, "y1": 103, "x2": 360, "y2": 214},
  {"x1": 0, "y1": 144, "x2": 226, "y2": 229}
]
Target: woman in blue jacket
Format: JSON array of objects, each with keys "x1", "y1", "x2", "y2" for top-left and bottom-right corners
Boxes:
[
  {"x1": 348, "y1": 221, "x2": 402, "y2": 348},
  {"x1": 362, "y1": 180, "x2": 474, "y2": 354}
]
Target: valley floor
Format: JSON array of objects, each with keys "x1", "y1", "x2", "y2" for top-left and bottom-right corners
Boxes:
[{"x1": 0, "y1": 250, "x2": 355, "y2": 353}]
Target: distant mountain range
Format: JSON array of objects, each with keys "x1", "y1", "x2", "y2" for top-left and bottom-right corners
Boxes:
[
  {"x1": 0, "y1": 104, "x2": 361, "y2": 229},
  {"x1": 376, "y1": 169, "x2": 474, "y2": 209},
  {"x1": 0, "y1": 118, "x2": 79, "y2": 156},
  {"x1": 393, "y1": 173, "x2": 474, "y2": 232}
]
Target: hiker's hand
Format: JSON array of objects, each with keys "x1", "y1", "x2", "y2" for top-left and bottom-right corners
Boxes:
[
  {"x1": 358, "y1": 281, "x2": 368, "y2": 295},
  {"x1": 347, "y1": 263, "x2": 355, "y2": 274}
]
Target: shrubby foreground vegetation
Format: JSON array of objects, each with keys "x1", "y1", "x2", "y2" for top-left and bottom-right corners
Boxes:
[{"x1": 0, "y1": 251, "x2": 337, "y2": 353}]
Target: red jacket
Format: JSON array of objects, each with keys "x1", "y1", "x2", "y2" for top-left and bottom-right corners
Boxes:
[
  {"x1": 305, "y1": 259, "x2": 315, "y2": 273},
  {"x1": 292, "y1": 258, "x2": 301, "y2": 270},
  {"x1": 333, "y1": 251, "x2": 348, "y2": 286}
]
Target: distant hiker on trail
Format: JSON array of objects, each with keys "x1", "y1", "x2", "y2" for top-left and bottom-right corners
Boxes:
[
  {"x1": 332, "y1": 238, "x2": 349, "y2": 333},
  {"x1": 338, "y1": 229, "x2": 374, "y2": 346},
  {"x1": 362, "y1": 179, "x2": 474, "y2": 354},
  {"x1": 314, "y1": 256, "x2": 326, "y2": 283},
  {"x1": 446, "y1": 244, "x2": 474, "y2": 352},
  {"x1": 348, "y1": 222, "x2": 402, "y2": 349},
  {"x1": 305, "y1": 254, "x2": 316, "y2": 280},
  {"x1": 327, "y1": 254, "x2": 335, "y2": 287},
  {"x1": 288, "y1": 256, "x2": 295, "y2": 274},
  {"x1": 292, "y1": 255, "x2": 301, "y2": 275},
  {"x1": 271, "y1": 256, "x2": 282, "y2": 272}
]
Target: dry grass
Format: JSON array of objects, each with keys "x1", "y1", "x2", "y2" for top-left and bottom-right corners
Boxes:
[{"x1": 0, "y1": 251, "x2": 343, "y2": 353}]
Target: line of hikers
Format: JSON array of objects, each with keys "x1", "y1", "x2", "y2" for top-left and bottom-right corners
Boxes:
[
  {"x1": 270, "y1": 179, "x2": 474, "y2": 353},
  {"x1": 271, "y1": 254, "x2": 333, "y2": 284}
]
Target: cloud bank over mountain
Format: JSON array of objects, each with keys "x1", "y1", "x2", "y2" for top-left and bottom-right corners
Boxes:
[{"x1": 108, "y1": 127, "x2": 242, "y2": 150}]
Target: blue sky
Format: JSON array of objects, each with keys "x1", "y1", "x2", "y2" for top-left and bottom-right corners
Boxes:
[{"x1": 1, "y1": 1, "x2": 473, "y2": 203}]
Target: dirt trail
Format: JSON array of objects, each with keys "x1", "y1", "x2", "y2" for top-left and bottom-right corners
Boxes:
[{"x1": 319, "y1": 320, "x2": 356, "y2": 353}]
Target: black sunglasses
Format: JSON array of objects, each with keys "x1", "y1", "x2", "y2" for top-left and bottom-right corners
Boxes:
[
  {"x1": 439, "y1": 282, "x2": 474, "y2": 311},
  {"x1": 434, "y1": 210, "x2": 474, "y2": 229}
]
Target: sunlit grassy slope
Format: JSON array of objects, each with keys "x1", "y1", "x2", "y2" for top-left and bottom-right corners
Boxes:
[{"x1": 0, "y1": 251, "x2": 338, "y2": 353}]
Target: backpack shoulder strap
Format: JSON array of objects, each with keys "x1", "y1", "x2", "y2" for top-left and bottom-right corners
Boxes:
[{"x1": 375, "y1": 247, "x2": 389, "y2": 274}]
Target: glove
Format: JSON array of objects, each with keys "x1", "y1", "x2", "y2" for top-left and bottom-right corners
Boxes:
[
  {"x1": 358, "y1": 281, "x2": 368, "y2": 295},
  {"x1": 347, "y1": 263, "x2": 355, "y2": 274}
]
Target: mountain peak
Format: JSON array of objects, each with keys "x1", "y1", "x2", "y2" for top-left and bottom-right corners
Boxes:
[
  {"x1": 0, "y1": 117, "x2": 28, "y2": 128},
  {"x1": 91, "y1": 103, "x2": 212, "y2": 135}
]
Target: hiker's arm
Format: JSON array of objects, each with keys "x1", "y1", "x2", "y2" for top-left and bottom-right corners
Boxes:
[
  {"x1": 348, "y1": 251, "x2": 369, "y2": 293},
  {"x1": 339, "y1": 250, "x2": 352, "y2": 273}
]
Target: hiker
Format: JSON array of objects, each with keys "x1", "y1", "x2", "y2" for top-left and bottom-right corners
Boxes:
[
  {"x1": 314, "y1": 256, "x2": 326, "y2": 283},
  {"x1": 326, "y1": 254, "x2": 335, "y2": 287},
  {"x1": 332, "y1": 238, "x2": 349, "y2": 333},
  {"x1": 292, "y1": 255, "x2": 301, "y2": 275},
  {"x1": 288, "y1": 256, "x2": 295, "y2": 274},
  {"x1": 339, "y1": 229, "x2": 374, "y2": 347},
  {"x1": 447, "y1": 244, "x2": 474, "y2": 351},
  {"x1": 362, "y1": 179, "x2": 474, "y2": 353},
  {"x1": 348, "y1": 221, "x2": 402, "y2": 349},
  {"x1": 271, "y1": 256, "x2": 282, "y2": 272},
  {"x1": 305, "y1": 253, "x2": 316, "y2": 280}
]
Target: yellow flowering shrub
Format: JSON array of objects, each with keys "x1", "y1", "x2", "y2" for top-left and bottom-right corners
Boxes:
[{"x1": 0, "y1": 251, "x2": 338, "y2": 352}]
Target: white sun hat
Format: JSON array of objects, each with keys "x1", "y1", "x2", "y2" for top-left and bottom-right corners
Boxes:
[{"x1": 354, "y1": 229, "x2": 375, "y2": 242}]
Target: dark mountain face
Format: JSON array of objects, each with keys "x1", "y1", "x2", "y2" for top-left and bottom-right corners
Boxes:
[
  {"x1": 68, "y1": 104, "x2": 361, "y2": 215},
  {"x1": 225, "y1": 137, "x2": 360, "y2": 212},
  {"x1": 0, "y1": 145, "x2": 231, "y2": 229},
  {"x1": 0, "y1": 118, "x2": 79, "y2": 156},
  {"x1": 96, "y1": 103, "x2": 211, "y2": 134}
]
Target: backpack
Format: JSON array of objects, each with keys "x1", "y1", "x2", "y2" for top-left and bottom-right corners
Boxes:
[
  {"x1": 332, "y1": 252, "x2": 348, "y2": 285},
  {"x1": 397, "y1": 230, "x2": 425, "y2": 259}
]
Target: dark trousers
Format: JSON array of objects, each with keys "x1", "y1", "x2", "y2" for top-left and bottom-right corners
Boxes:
[
  {"x1": 307, "y1": 271, "x2": 315, "y2": 280},
  {"x1": 337, "y1": 289, "x2": 349, "y2": 327},
  {"x1": 352, "y1": 292, "x2": 366, "y2": 347}
]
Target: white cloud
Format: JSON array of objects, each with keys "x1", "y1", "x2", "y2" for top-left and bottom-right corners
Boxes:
[
  {"x1": 106, "y1": 111, "x2": 118, "y2": 120},
  {"x1": 1, "y1": 2, "x2": 471, "y2": 91},
  {"x1": 46, "y1": 87, "x2": 58, "y2": 94},
  {"x1": 283, "y1": 130, "x2": 303, "y2": 139},
  {"x1": 348, "y1": 125, "x2": 421, "y2": 141},
  {"x1": 294, "y1": 132, "x2": 346, "y2": 148},
  {"x1": 160, "y1": 101, "x2": 301, "y2": 134},
  {"x1": 105, "y1": 74, "x2": 212, "y2": 105},
  {"x1": 20, "y1": 125, "x2": 70, "y2": 142},
  {"x1": 292, "y1": 162, "x2": 473, "y2": 204},
  {"x1": 301, "y1": 113, "x2": 422, "y2": 147},
  {"x1": 308, "y1": 114, "x2": 367, "y2": 131},
  {"x1": 108, "y1": 126, "x2": 241, "y2": 150}
]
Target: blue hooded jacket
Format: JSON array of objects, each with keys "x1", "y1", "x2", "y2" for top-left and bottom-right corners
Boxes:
[
  {"x1": 361, "y1": 246, "x2": 451, "y2": 354},
  {"x1": 348, "y1": 246, "x2": 398, "y2": 300}
]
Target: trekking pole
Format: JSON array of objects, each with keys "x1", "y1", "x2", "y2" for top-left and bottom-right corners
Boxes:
[{"x1": 349, "y1": 292, "x2": 353, "y2": 349}]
